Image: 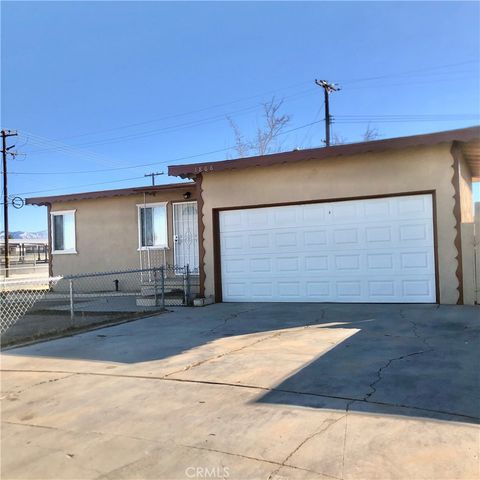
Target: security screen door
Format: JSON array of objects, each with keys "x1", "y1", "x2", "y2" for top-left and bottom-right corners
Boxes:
[{"x1": 173, "y1": 202, "x2": 199, "y2": 274}]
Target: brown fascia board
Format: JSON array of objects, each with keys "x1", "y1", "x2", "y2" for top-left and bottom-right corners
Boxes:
[
  {"x1": 26, "y1": 181, "x2": 196, "y2": 206},
  {"x1": 168, "y1": 126, "x2": 480, "y2": 179}
]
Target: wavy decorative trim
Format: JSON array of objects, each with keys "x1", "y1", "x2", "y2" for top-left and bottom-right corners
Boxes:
[
  {"x1": 196, "y1": 174, "x2": 206, "y2": 297},
  {"x1": 450, "y1": 141, "x2": 464, "y2": 305}
]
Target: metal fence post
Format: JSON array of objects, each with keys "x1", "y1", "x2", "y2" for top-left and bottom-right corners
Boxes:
[
  {"x1": 69, "y1": 279, "x2": 75, "y2": 322},
  {"x1": 183, "y1": 268, "x2": 187, "y2": 306},
  {"x1": 153, "y1": 268, "x2": 159, "y2": 307},
  {"x1": 186, "y1": 264, "x2": 191, "y2": 306},
  {"x1": 160, "y1": 265, "x2": 165, "y2": 310}
]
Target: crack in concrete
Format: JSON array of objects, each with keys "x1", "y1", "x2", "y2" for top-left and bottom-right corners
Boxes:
[
  {"x1": 268, "y1": 415, "x2": 345, "y2": 480},
  {"x1": 364, "y1": 349, "x2": 429, "y2": 401},
  {"x1": 340, "y1": 399, "x2": 357, "y2": 480},
  {"x1": 3, "y1": 367, "x2": 478, "y2": 422},
  {"x1": 3, "y1": 419, "x2": 62, "y2": 431},
  {"x1": 179, "y1": 443, "x2": 325, "y2": 476},
  {"x1": 364, "y1": 313, "x2": 435, "y2": 402},
  {"x1": 163, "y1": 330, "x2": 286, "y2": 378},
  {"x1": 1, "y1": 373, "x2": 76, "y2": 400},
  {"x1": 4, "y1": 416, "x2": 333, "y2": 477},
  {"x1": 408, "y1": 319, "x2": 434, "y2": 351},
  {"x1": 203, "y1": 305, "x2": 265, "y2": 335},
  {"x1": 166, "y1": 318, "x2": 335, "y2": 378}
]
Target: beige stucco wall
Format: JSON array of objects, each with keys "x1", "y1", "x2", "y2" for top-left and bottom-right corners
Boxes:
[
  {"x1": 461, "y1": 223, "x2": 476, "y2": 305},
  {"x1": 200, "y1": 143, "x2": 461, "y2": 304},
  {"x1": 458, "y1": 151, "x2": 476, "y2": 304},
  {"x1": 459, "y1": 152, "x2": 474, "y2": 223},
  {"x1": 50, "y1": 188, "x2": 196, "y2": 276}
]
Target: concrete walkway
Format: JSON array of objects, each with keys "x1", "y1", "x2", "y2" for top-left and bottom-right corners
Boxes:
[{"x1": 1, "y1": 303, "x2": 479, "y2": 479}]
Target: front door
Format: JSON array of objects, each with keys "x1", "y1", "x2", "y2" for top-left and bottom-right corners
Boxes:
[{"x1": 173, "y1": 202, "x2": 199, "y2": 274}]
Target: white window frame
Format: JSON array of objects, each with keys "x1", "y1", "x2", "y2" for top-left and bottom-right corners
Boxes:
[
  {"x1": 136, "y1": 202, "x2": 169, "y2": 250},
  {"x1": 50, "y1": 209, "x2": 77, "y2": 255}
]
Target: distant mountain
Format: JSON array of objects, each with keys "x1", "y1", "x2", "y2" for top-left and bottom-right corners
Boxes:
[{"x1": 0, "y1": 230, "x2": 48, "y2": 240}]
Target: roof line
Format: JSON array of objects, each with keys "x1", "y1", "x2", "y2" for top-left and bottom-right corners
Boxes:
[
  {"x1": 168, "y1": 125, "x2": 480, "y2": 178},
  {"x1": 26, "y1": 181, "x2": 196, "y2": 206}
]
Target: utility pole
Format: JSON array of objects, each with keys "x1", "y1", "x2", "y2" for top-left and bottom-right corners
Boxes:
[
  {"x1": 315, "y1": 80, "x2": 340, "y2": 147},
  {"x1": 144, "y1": 172, "x2": 164, "y2": 186},
  {"x1": 2, "y1": 129, "x2": 18, "y2": 278}
]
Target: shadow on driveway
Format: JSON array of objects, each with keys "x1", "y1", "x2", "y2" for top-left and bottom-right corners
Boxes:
[{"x1": 3, "y1": 303, "x2": 479, "y2": 424}]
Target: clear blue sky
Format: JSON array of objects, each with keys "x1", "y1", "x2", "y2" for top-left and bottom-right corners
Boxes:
[{"x1": 2, "y1": 1, "x2": 479, "y2": 232}]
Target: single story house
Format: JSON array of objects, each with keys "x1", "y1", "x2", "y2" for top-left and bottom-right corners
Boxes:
[
  {"x1": 169, "y1": 126, "x2": 479, "y2": 305},
  {"x1": 27, "y1": 126, "x2": 479, "y2": 305},
  {"x1": 26, "y1": 182, "x2": 200, "y2": 277}
]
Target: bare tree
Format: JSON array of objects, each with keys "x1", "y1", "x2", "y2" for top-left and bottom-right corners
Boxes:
[
  {"x1": 227, "y1": 117, "x2": 251, "y2": 158},
  {"x1": 255, "y1": 98, "x2": 291, "y2": 155},
  {"x1": 362, "y1": 124, "x2": 380, "y2": 141},
  {"x1": 331, "y1": 133, "x2": 348, "y2": 145},
  {"x1": 330, "y1": 125, "x2": 380, "y2": 146},
  {"x1": 228, "y1": 97, "x2": 291, "y2": 157}
]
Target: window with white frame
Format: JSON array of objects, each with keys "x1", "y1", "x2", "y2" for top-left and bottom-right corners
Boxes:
[
  {"x1": 137, "y1": 202, "x2": 168, "y2": 249},
  {"x1": 51, "y1": 210, "x2": 76, "y2": 254}
]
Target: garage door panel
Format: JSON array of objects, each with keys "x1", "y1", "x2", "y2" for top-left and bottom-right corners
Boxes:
[
  {"x1": 364, "y1": 199, "x2": 391, "y2": 218},
  {"x1": 220, "y1": 194, "x2": 436, "y2": 303},
  {"x1": 304, "y1": 230, "x2": 329, "y2": 246},
  {"x1": 368, "y1": 280, "x2": 395, "y2": 297},
  {"x1": 221, "y1": 277, "x2": 436, "y2": 303},
  {"x1": 305, "y1": 255, "x2": 329, "y2": 271},
  {"x1": 306, "y1": 281, "x2": 331, "y2": 297},
  {"x1": 221, "y1": 197, "x2": 433, "y2": 233},
  {"x1": 303, "y1": 204, "x2": 328, "y2": 223},
  {"x1": 222, "y1": 251, "x2": 434, "y2": 277},
  {"x1": 397, "y1": 195, "x2": 431, "y2": 217},
  {"x1": 223, "y1": 224, "x2": 433, "y2": 254},
  {"x1": 275, "y1": 232, "x2": 298, "y2": 248}
]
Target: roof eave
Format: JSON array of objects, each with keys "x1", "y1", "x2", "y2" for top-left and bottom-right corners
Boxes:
[
  {"x1": 26, "y1": 181, "x2": 196, "y2": 206},
  {"x1": 168, "y1": 126, "x2": 480, "y2": 178}
]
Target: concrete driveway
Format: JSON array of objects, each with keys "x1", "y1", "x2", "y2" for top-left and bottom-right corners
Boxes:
[{"x1": 1, "y1": 303, "x2": 479, "y2": 480}]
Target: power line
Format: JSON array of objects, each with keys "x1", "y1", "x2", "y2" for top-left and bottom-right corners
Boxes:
[
  {"x1": 9, "y1": 119, "x2": 325, "y2": 177},
  {"x1": 10, "y1": 60, "x2": 477, "y2": 148},
  {"x1": 24, "y1": 88, "x2": 316, "y2": 153},
  {"x1": 19, "y1": 61, "x2": 479, "y2": 155},
  {"x1": 340, "y1": 59, "x2": 479, "y2": 85},
  {"x1": 345, "y1": 75, "x2": 478, "y2": 91},
  {"x1": 10, "y1": 110, "x2": 480, "y2": 196},
  {"x1": 12, "y1": 175, "x2": 147, "y2": 197},
  {"x1": 334, "y1": 115, "x2": 479, "y2": 124},
  {"x1": 11, "y1": 119, "x2": 325, "y2": 196},
  {"x1": 7, "y1": 113, "x2": 479, "y2": 178},
  {"x1": 299, "y1": 105, "x2": 324, "y2": 148},
  {"x1": 53, "y1": 80, "x2": 313, "y2": 141},
  {"x1": 17, "y1": 131, "x2": 130, "y2": 169}
]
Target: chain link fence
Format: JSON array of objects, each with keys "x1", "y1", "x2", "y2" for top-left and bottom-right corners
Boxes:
[
  {"x1": 0, "y1": 266, "x2": 199, "y2": 339},
  {"x1": 0, "y1": 276, "x2": 62, "y2": 333}
]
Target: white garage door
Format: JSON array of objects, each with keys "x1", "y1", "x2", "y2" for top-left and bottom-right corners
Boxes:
[{"x1": 219, "y1": 194, "x2": 436, "y2": 303}]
